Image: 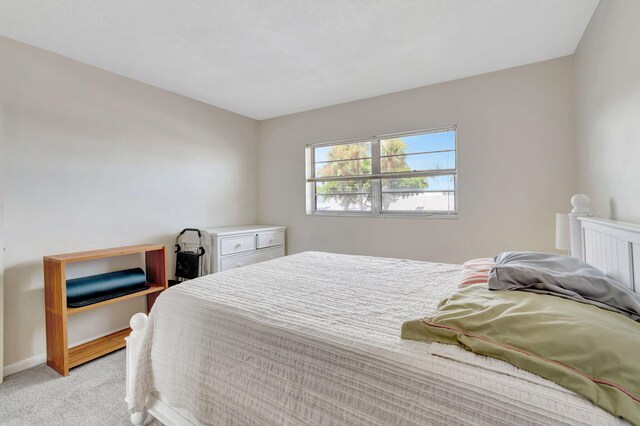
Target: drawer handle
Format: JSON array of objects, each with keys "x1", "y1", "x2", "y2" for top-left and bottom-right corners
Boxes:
[
  {"x1": 268, "y1": 239, "x2": 273, "y2": 243},
  {"x1": 235, "y1": 243, "x2": 242, "y2": 248}
]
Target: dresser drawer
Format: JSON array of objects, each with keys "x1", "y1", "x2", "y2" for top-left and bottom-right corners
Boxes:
[
  {"x1": 256, "y1": 245, "x2": 285, "y2": 262},
  {"x1": 220, "y1": 251, "x2": 262, "y2": 271},
  {"x1": 257, "y1": 231, "x2": 284, "y2": 249},
  {"x1": 220, "y1": 234, "x2": 256, "y2": 255},
  {"x1": 218, "y1": 246, "x2": 283, "y2": 271}
]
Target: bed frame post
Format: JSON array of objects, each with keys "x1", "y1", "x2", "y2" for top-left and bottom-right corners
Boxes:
[
  {"x1": 126, "y1": 312, "x2": 149, "y2": 426},
  {"x1": 568, "y1": 194, "x2": 591, "y2": 260}
]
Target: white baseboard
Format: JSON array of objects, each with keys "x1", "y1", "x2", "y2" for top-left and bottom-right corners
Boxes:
[
  {"x1": 3, "y1": 353, "x2": 46, "y2": 378},
  {"x1": 3, "y1": 325, "x2": 131, "y2": 378}
]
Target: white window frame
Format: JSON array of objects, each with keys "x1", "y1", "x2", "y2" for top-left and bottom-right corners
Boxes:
[{"x1": 305, "y1": 126, "x2": 458, "y2": 218}]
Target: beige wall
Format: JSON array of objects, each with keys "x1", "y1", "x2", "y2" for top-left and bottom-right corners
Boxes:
[
  {"x1": 575, "y1": 0, "x2": 640, "y2": 223},
  {"x1": 0, "y1": 36, "x2": 259, "y2": 372},
  {"x1": 0, "y1": 92, "x2": 4, "y2": 382},
  {"x1": 258, "y1": 57, "x2": 577, "y2": 264}
]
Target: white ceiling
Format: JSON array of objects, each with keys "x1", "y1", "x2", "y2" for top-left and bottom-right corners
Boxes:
[{"x1": 0, "y1": 0, "x2": 599, "y2": 120}]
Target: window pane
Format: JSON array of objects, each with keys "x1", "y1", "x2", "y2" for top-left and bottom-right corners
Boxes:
[
  {"x1": 380, "y1": 151, "x2": 455, "y2": 173},
  {"x1": 314, "y1": 142, "x2": 371, "y2": 163},
  {"x1": 316, "y1": 180, "x2": 371, "y2": 194},
  {"x1": 380, "y1": 130, "x2": 455, "y2": 156},
  {"x1": 316, "y1": 194, "x2": 372, "y2": 212},
  {"x1": 381, "y1": 175, "x2": 455, "y2": 192},
  {"x1": 316, "y1": 179, "x2": 372, "y2": 211},
  {"x1": 382, "y1": 191, "x2": 455, "y2": 212},
  {"x1": 315, "y1": 158, "x2": 372, "y2": 177}
]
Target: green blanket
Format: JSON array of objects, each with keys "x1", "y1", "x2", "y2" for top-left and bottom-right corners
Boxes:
[{"x1": 402, "y1": 285, "x2": 640, "y2": 425}]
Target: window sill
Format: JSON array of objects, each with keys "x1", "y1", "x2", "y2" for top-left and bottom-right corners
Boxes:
[{"x1": 307, "y1": 211, "x2": 459, "y2": 219}]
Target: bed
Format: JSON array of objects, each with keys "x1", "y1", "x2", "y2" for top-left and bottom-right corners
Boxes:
[{"x1": 125, "y1": 206, "x2": 640, "y2": 425}]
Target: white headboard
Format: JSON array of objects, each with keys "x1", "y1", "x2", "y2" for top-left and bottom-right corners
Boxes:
[{"x1": 570, "y1": 215, "x2": 640, "y2": 293}]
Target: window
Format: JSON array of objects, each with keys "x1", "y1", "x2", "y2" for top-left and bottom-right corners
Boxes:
[{"x1": 306, "y1": 127, "x2": 457, "y2": 217}]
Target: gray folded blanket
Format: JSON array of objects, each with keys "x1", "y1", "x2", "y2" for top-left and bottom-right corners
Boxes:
[{"x1": 488, "y1": 251, "x2": 640, "y2": 321}]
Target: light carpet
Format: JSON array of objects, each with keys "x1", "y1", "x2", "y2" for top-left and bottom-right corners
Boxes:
[{"x1": 0, "y1": 350, "x2": 161, "y2": 426}]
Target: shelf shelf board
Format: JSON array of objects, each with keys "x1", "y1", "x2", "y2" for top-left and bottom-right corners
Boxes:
[
  {"x1": 45, "y1": 244, "x2": 165, "y2": 264},
  {"x1": 66, "y1": 283, "x2": 165, "y2": 315},
  {"x1": 68, "y1": 328, "x2": 131, "y2": 369}
]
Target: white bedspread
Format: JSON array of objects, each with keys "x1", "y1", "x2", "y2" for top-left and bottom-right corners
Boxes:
[{"x1": 129, "y1": 252, "x2": 624, "y2": 425}]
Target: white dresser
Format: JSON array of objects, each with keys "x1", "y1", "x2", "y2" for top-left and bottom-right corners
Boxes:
[{"x1": 203, "y1": 225, "x2": 286, "y2": 273}]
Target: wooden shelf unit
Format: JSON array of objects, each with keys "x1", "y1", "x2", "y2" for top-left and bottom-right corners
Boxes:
[{"x1": 44, "y1": 244, "x2": 167, "y2": 376}]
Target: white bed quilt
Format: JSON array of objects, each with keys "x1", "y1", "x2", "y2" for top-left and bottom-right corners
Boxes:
[{"x1": 129, "y1": 252, "x2": 624, "y2": 425}]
